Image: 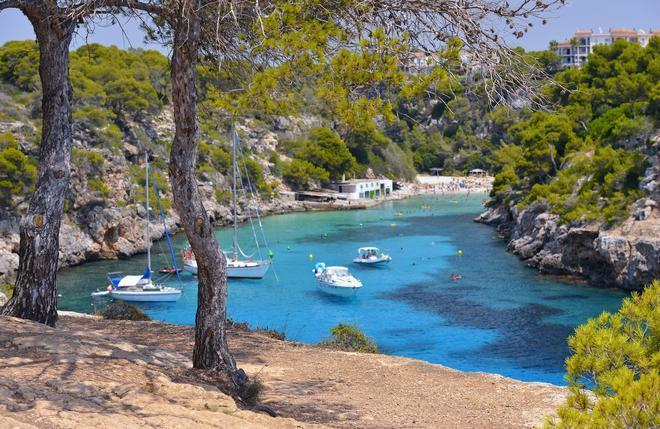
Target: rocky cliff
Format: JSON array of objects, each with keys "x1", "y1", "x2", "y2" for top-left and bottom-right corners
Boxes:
[
  {"x1": 0, "y1": 104, "x2": 313, "y2": 285},
  {"x1": 476, "y1": 154, "x2": 659, "y2": 291}
]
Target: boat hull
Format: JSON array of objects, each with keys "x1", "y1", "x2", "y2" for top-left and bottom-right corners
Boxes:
[
  {"x1": 184, "y1": 259, "x2": 271, "y2": 279},
  {"x1": 353, "y1": 257, "x2": 391, "y2": 265},
  {"x1": 109, "y1": 290, "x2": 182, "y2": 302},
  {"x1": 317, "y1": 281, "x2": 361, "y2": 297},
  {"x1": 228, "y1": 261, "x2": 270, "y2": 278}
]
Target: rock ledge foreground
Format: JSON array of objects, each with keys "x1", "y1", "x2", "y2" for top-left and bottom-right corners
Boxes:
[{"x1": 0, "y1": 313, "x2": 567, "y2": 428}]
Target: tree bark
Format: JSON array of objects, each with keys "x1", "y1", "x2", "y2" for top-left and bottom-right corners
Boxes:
[
  {"x1": 168, "y1": 2, "x2": 245, "y2": 388},
  {"x1": 1, "y1": 9, "x2": 74, "y2": 327}
]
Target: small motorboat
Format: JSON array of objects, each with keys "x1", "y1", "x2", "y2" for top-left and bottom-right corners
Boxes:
[
  {"x1": 313, "y1": 263, "x2": 362, "y2": 297},
  {"x1": 353, "y1": 247, "x2": 392, "y2": 266},
  {"x1": 159, "y1": 267, "x2": 182, "y2": 274}
]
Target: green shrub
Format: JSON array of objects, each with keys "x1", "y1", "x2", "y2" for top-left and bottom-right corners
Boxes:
[
  {"x1": 545, "y1": 280, "x2": 659, "y2": 428},
  {"x1": 0, "y1": 40, "x2": 39, "y2": 91},
  {"x1": 0, "y1": 132, "x2": 19, "y2": 150},
  {"x1": 98, "y1": 124, "x2": 123, "y2": 151},
  {"x1": 88, "y1": 178, "x2": 111, "y2": 198},
  {"x1": 73, "y1": 148, "x2": 105, "y2": 170},
  {"x1": 281, "y1": 158, "x2": 329, "y2": 190},
  {"x1": 105, "y1": 77, "x2": 161, "y2": 117},
  {"x1": 319, "y1": 323, "x2": 378, "y2": 353},
  {"x1": 0, "y1": 144, "x2": 37, "y2": 207},
  {"x1": 242, "y1": 157, "x2": 278, "y2": 197},
  {"x1": 215, "y1": 189, "x2": 231, "y2": 205},
  {"x1": 238, "y1": 378, "x2": 264, "y2": 406},
  {"x1": 0, "y1": 283, "x2": 13, "y2": 299},
  {"x1": 73, "y1": 105, "x2": 111, "y2": 130},
  {"x1": 99, "y1": 301, "x2": 151, "y2": 321},
  {"x1": 299, "y1": 127, "x2": 357, "y2": 180},
  {"x1": 268, "y1": 152, "x2": 282, "y2": 177},
  {"x1": 199, "y1": 142, "x2": 231, "y2": 174}
]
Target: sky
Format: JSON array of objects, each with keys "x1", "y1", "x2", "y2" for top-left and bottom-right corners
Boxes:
[{"x1": 0, "y1": 0, "x2": 658, "y2": 54}]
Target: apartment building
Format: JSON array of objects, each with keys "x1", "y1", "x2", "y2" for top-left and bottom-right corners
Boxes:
[{"x1": 554, "y1": 27, "x2": 659, "y2": 67}]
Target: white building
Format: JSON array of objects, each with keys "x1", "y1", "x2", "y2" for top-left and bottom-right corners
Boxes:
[
  {"x1": 329, "y1": 179, "x2": 393, "y2": 200},
  {"x1": 553, "y1": 27, "x2": 659, "y2": 67}
]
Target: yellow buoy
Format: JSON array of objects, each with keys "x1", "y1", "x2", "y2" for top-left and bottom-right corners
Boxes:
[
  {"x1": 390, "y1": 223, "x2": 397, "y2": 228},
  {"x1": 308, "y1": 253, "x2": 313, "y2": 261},
  {"x1": 458, "y1": 249, "x2": 463, "y2": 256}
]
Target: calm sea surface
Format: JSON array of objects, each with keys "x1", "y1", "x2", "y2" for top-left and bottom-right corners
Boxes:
[{"x1": 57, "y1": 195, "x2": 626, "y2": 385}]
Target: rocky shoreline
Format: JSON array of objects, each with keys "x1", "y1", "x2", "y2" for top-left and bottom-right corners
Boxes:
[
  {"x1": 0, "y1": 189, "x2": 419, "y2": 286},
  {"x1": 475, "y1": 155, "x2": 659, "y2": 291}
]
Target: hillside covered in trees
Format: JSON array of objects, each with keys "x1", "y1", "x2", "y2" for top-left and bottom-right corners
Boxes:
[
  {"x1": 479, "y1": 38, "x2": 658, "y2": 290},
  {"x1": 0, "y1": 38, "x2": 658, "y2": 289},
  {"x1": 0, "y1": 38, "x2": 525, "y2": 213}
]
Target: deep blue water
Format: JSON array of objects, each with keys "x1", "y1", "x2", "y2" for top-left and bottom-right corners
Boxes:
[{"x1": 57, "y1": 195, "x2": 627, "y2": 385}]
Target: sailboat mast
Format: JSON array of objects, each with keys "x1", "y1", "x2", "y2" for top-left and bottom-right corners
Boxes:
[
  {"x1": 145, "y1": 152, "x2": 151, "y2": 273},
  {"x1": 232, "y1": 128, "x2": 238, "y2": 261}
]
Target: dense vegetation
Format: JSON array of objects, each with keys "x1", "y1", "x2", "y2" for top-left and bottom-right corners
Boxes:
[
  {"x1": 490, "y1": 39, "x2": 658, "y2": 225},
  {"x1": 0, "y1": 41, "x2": 172, "y2": 211},
  {"x1": 546, "y1": 280, "x2": 659, "y2": 428},
  {"x1": 0, "y1": 38, "x2": 656, "y2": 228}
]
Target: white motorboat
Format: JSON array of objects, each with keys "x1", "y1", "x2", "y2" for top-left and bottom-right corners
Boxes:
[
  {"x1": 314, "y1": 263, "x2": 362, "y2": 297},
  {"x1": 92, "y1": 153, "x2": 182, "y2": 303},
  {"x1": 182, "y1": 128, "x2": 271, "y2": 279},
  {"x1": 353, "y1": 247, "x2": 392, "y2": 265}
]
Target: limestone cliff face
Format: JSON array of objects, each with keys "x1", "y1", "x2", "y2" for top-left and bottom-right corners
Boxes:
[
  {"x1": 0, "y1": 111, "x2": 312, "y2": 285},
  {"x1": 476, "y1": 154, "x2": 660, "y2": 291}
]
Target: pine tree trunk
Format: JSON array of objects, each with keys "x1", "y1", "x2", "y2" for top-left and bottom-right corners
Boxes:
[
  {"x1": 1, "y1": 11, "x2": 74, "y2": 327},
  {"x1": 168, "y1": 3, "x2": 245, "y2": 388}
]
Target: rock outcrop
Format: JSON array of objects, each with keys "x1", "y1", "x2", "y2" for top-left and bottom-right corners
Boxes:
[
  {"x1": 0, "y1": 110, "x2": 315, "y2": 285},
  {"x1": 477, "y1": 154, "x2": 660, "y2": 291}
]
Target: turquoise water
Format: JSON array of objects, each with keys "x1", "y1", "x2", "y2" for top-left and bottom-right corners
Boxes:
[{"x1": 57, "y1": 195, "x2": 627, "y2": 385}]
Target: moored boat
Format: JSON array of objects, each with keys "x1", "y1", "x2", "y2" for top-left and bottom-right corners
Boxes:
[
  {"x1": 352, "y1": 247, "x2": 392, "y2": 266},
  {"x1": 182, "y1": 251, "x2": 270, "y2": 279},
  {"x1": 92, "y1": 272, "x2": 182, "y2": 302},
  {"x1": 91, "y1": 153, "x2": 182, "y2": 303},
  {"x1": 314, "y1": 263, "x2": 362, "y2": 297},
  {"x1": 182, "y1": 128, "x2": 271, "y2": 279}
]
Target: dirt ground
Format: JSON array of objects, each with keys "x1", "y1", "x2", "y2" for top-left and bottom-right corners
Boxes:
[{"x1": 0, "y1": 313, "x2": 567, "y2": 428}]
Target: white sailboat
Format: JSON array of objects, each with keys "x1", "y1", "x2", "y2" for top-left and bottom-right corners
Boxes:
[
  {"x1": 92, "y1": 153, "x2": 182, "y2": 302},
  {"x1": 182, "y1": 128, "x2": 271, "y2": 279}
]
